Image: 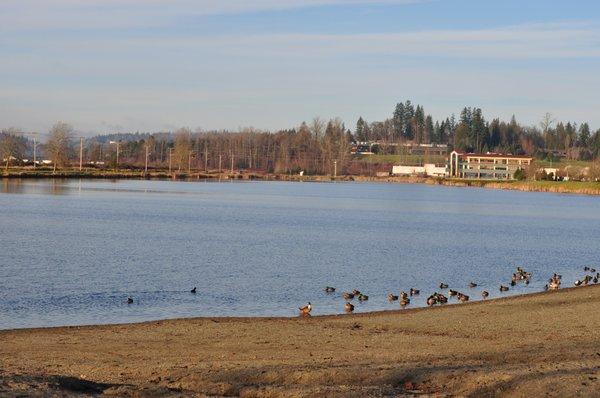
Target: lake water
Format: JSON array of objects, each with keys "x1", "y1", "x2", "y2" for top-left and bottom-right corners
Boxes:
[{"x1": 1, "y1": 178, "x2": 599, "y2": 330}]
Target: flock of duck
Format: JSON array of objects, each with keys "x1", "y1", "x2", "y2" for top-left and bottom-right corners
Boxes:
[
  {"x1": 122, "y1": 268, "x2": 598, "y2": 313},
  {"x1": 298, "y1": 266, "x2": 600, "y2": 316}
]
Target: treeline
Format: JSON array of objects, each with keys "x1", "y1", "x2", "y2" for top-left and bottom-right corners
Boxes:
[{"x1": 2, "y1": 101, "x2": 600, "y2": 174}]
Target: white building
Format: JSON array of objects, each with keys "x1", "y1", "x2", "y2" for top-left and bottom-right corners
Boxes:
[{"x1": 392, "y1": 164, "x2": 447, "y2": 177}]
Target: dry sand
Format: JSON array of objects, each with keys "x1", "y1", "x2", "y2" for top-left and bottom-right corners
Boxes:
[{"x1": 2, "y1": 285, "x2": 600, "y2": 397}]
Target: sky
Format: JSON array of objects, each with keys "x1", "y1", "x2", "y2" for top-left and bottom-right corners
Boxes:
[{"x1": 1, "y1": 0, "x2": 600, "y2": 135}]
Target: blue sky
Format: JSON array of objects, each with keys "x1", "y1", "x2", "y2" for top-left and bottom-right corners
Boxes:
[{"x1": 1, "y1": 0, "x2": 599, "y2": 135}]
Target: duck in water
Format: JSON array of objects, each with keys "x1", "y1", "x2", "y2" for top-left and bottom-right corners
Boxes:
[{"x1": 191, "y1": 287, "x2": 197, "y2": 294}]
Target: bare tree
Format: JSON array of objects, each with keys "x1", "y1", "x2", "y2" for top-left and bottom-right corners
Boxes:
[
  {"x1": 46, "y1": 122, "x2": 74, "y2": 172},
  {"x1": 540, "y1": 112, "x2": 556, "y2": 149},
  {"x1": 309, "y1": 117, "x2": 325, "y2": 141},
  {"x1": 0, "y1": 128, "x2": 26, "y2": 171},
  {"x1": 173, "y1": 127, "x2": 192, "y2": 171}
]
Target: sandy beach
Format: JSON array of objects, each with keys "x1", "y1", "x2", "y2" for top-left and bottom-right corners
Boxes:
[{"x1": 2, "y1": 285, "x2": 599, "y2": 397}]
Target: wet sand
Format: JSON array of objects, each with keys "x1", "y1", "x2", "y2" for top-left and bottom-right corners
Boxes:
[{"x1": 2, "y1": 285, "x2": 600, "y2": 397}]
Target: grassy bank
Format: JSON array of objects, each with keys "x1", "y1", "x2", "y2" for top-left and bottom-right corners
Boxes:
[
  {"x1": 3, "y1": 167, "x2": 600, "y2": 195},
  {"x1": 438, "y1": 178, "x2": 600, "y2": 195},
  {"x1": 1, "y1": 285, "x2": 599, "y2": 397}
]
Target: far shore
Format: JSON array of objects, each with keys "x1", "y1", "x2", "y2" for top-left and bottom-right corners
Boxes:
[
  {"x1": 2, "y1": 285, "x2": 599, "y2": 397},
  {"x1": 3, "y1": 167, "x2": 600, "y2": 196}
]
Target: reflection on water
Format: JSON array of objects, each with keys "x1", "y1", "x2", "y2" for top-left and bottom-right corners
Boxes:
[
  {"x1": 1, "y1": 178, "x2": 75, "y2": 195},
  {"x1": 1, "y1": 178, "x2": 600, "y2": 330}
]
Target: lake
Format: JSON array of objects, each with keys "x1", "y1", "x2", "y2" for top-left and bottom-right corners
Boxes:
[{"x1": 1, "y1": 178, "x2": 599, "y2": 330}]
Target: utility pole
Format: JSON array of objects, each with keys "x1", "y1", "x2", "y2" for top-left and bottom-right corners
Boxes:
[
  {"x1": 168, "y1": 148, "x2": 173, "y2": 174},
  {"x1": 109, "y1": 140, "x2": 120, "y2": 171},
  {"x1": 188, "y1": 151, "x2": 192, "y2": 173},
  {"x1": 79, "y1": 137, "x2": 83, "y2": 171},
  {"x1": 33, "y1": 135, "x2": 37, "y2": 169},
  {"x1": 204, "y1": 146, "x2": 208, "y2": 172},
  {"x1": 230, "y1": 152, "x2": 234, "y2": 174},
  {"x1": 333, "y1": 160, "x2": 337, "y2": 179},
  {"x1": 145, "y1": 145, "x2": 149, "y2": 174},
  {"x1": 218, "y1": 154, "x2": 222, "y2": 173}
]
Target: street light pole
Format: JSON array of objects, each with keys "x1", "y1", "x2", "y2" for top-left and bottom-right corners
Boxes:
[
  {"x1": 145, "y1": 145, "x2": 149, "y2": 174},
  {"x1": 79, "y1": 137, "x2": 83, "y2": 171},
  {"x1": 334, "y1": 160, "x2": 337, "y2": 179},
  {"x1": 33, "y1": 135, "x2": 37, "y2": 169}
]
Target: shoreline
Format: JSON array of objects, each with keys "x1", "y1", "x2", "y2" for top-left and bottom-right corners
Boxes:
[
  {"x1": 3, "y1": 169, "x2": 600, "y2": 196},
  {"x1": 0, "y1": 285, "x2": 582, "y2": 333},
  {"x1": 2, "y1": 285, "x2": 599, "y2": 397}
]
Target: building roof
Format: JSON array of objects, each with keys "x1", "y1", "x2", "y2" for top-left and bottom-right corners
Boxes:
[{"x1": 451, "y1": 151, "x2": 533, "y2": 160}]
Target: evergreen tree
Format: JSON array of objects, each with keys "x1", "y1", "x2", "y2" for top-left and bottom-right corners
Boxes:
[
  {"x1": 414, "y1": 105, "x2": 425, "y2": 143},
  {"x1": 471, "y1": 108, "x2": 486, "y2": 152},
  {"x1": 403, "y1": 100, "x2": 415, "y2": 140},
  {"x1": 454, "y1": 123, "x2": 470, "y2": 152},
  {"x1": 579, "y1": 123, "x2": 591, "y2": 147},
  {"x1": 425, "y1": 115, "x2": 434, "y2": 144},
  {"x1": 355, "y1": 117, "x2": 367, "y2": 142},
  {"x1": 460, "y1": 107, "x2": 472, "y2": 127},
  {"x1": 489, "y1": 118, "x2": 501, "y2": 150},
  {"x1": 392, "y1": 103, "x2": 405, "y2": 141},
  {"x1": 434, "y1": 121, "x2": 442, "y2": 144}
]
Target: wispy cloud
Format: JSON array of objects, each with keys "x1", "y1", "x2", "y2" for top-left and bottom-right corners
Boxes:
[
  {"x1": 184, "y1": 22, "x2": 600, "y2": 59},
  {"x1": 6, "y1": 20, "x2": 597, "y2": 60},
  {"x1": 0, "y1": 0, "x2": 426, "y2": 32}
]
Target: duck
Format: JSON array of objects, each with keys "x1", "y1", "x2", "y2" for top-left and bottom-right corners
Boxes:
[
  {"x1": 400, "y1": 291, "x2": 409, "y2": 300},
  {"x1": 458, "y1": 294, "x2": 469, "y2": 302},
  {"x1": 469, "y1": 282, "x2": 477, "y2": 288},
  {"x1": 127, "y1": 297, "x2": 134, "y2": 304},
  {"x1": 427, "y1": 295, "x2": 437, "y2": 306},
  {"x1": 410, "y1": 288, "x2": 420, "y2": 296},
  {"x1": 400, "y1": 297, "x2": 410, "y2": 306},
  {"x1": 448, "y1": 289, "x2": 458, "y2": 297},
  {"x1": 574, "y1": 280, "x2": 582, "y2": 287},
  {"x1": 481, "y1": 291, "x2": 489, "y2": 298},
  {"x1": 548, "y1": 280, "x2": 560, "y2": 290},
  {"x1": 345, "y1": 302, "x2": 354, "y2": 313},
  {"x1": 299, "y1": 302, "x2": 312, "y2": 316},
  {"x1": 352, "y1": 289, "x2": 361, "y2": 296},
  {"x1": 590, "y1": 268, "x2": 597, "y2": 273},
  {"x1": 439, "y1": 283, "x2": 449, "y2": 289},
  {"x1": 357, "y1": 293, "x2": 369, "y2": 302},
  {"x1": 324, "y1": 286, "x2": 336, "y2": 293},
  {"x1": 437, "y1": 294, "x2": 448, "y2": 304},
  {"x1": 594, "y1": 276, "x2": 598, "y2": 284},
  {"x1": 510, "y1": 280, "x2": 516, "y2": 287},
  {"x1": 500, "y1": 285, "x2": 509, "y2": 292},
  {"x1": 342, "y1": 292, "x2": 354, "y2": 300},
  {"x1": 190, "y1": 287, "x2": 197, "y2": 294},
  {"x1": 387, "y1": 293, "x2": 398, "y2": 302},
  {"x1": 544, "y1": 284, "x2": 549, "y2": 291},
  {"x1": 584, "y1": 266, "x2": 590, "y2": 272}
]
